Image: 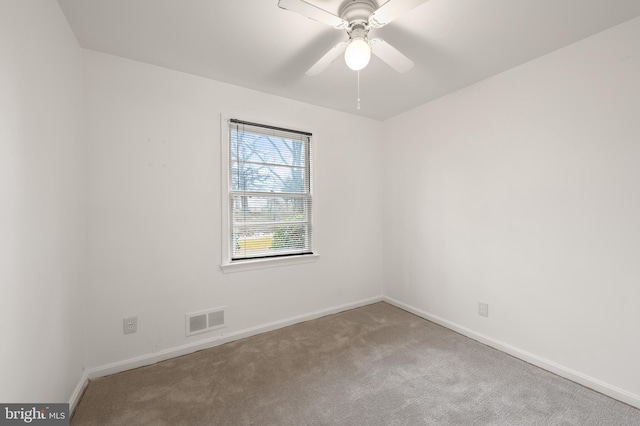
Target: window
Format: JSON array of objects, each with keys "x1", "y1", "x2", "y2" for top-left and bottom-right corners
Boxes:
[{"x1": 221, "y1": 117, "x2": 316, "y2": 271}]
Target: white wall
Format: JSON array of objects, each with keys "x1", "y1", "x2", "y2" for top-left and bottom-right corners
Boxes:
[
  {"x1": 5, "y1": 0, "x2": 637, "y2": 409},
  {"x1": 383, "y1": 16, "x2": 640, "y2": 403},
  {"x1": 0, "y1": 1, "x2": 85, "y2": 402},
  {"x1": 83, "y1": 51, "x2": 384, "y2": 369}
]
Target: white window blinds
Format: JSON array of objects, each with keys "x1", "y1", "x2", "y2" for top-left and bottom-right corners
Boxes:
[{"x1": 228, "y1": 119, "x2": 313, "y2": 261}]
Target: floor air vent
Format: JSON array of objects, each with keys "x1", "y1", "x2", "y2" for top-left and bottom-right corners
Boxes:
[{"x1": 186, "y1": 307, "x2": 226, "y2": 336}]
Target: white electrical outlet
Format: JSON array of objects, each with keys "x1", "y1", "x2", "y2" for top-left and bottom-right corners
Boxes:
[
  {"x1": 123, "y1": 316, "x2": 138, "y2": 334},
  {"x1": 478, "y1": 302, "x2": 489, "y2": 318}
]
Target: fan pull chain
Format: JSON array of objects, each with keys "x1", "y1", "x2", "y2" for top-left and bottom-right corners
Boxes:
[{"x1": 357, "y1": 70, "x2": 361, "y2": 110}]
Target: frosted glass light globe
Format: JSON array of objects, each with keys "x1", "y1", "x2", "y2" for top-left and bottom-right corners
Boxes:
[{"x1": 345, "y1": 38, "x2": 371, "y2": 71}]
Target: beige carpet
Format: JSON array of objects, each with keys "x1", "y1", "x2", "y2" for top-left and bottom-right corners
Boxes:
[{"x1": 71, "y1": 302, "x2": 640, "y2": 425}]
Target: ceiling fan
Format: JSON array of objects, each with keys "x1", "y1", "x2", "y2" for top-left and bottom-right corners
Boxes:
[{"x1": 278, "y1": 0, "x2": 428, "y2": 75}]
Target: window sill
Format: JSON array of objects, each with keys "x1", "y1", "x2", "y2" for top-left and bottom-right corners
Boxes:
[{"x1": 221, "y1": 254, "x2": 320, "y2": 274}]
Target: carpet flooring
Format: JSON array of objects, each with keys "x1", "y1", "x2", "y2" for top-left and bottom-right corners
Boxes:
[{"x1": 71, "y1": 302, "x2": 640, "y2": 425}]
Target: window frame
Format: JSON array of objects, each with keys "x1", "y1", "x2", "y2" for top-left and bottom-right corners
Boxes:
[{"x1": 220, "y1": 115, "x2": 319, "y2": 273}]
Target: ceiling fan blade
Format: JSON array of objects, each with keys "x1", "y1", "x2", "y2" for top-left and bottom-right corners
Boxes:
[
  {"x1": 306, "y1": 41, "x2": 348, "y2": 76},
  {"x1": 278, "y1": 0, "x2": 348, "y2": 29},
  {"x1": 368, "y1": 0, "x2": 429, "y2": 28},
  {"x1": 369, "y1": 38, "x2": 415, "y2": 73}
]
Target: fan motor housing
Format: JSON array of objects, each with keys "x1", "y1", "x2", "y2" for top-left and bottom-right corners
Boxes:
[{"x1": 339, "y1": 0, "x2": 377, "y2": 23}]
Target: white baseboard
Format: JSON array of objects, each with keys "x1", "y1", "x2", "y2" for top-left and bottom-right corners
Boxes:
[
  {"x1": 70, "y1": 294, "x2": 639, "y2": 411},
  {"x1": 383, "y1": 296, "x2": 640, "y2": 410},
  {"x1": 68, "y1": 370, "x2": 89, "y2": 413},
  {"x1": 79, "y1": 295, "x2": 383, "y2": 383}
]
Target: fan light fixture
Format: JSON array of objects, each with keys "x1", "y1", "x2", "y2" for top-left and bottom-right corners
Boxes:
[
  {"x1": 345, "y1": 37, "x2": 371, "y2": 71},
  {"x1": 278, "y1": 0, "x2": 424, "y2": 109},
  {"x1": 278, "y1": 0, "x2": 421, "y2": 76}
]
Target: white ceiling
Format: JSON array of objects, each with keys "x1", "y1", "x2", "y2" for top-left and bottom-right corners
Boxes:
[{"x1": 57, "y1": 0, "x2": 640, "y2": 121}]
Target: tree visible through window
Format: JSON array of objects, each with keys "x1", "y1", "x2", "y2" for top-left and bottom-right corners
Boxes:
[{"x1": 228, "y1": 119, "x2": 313, "y2": 260}]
